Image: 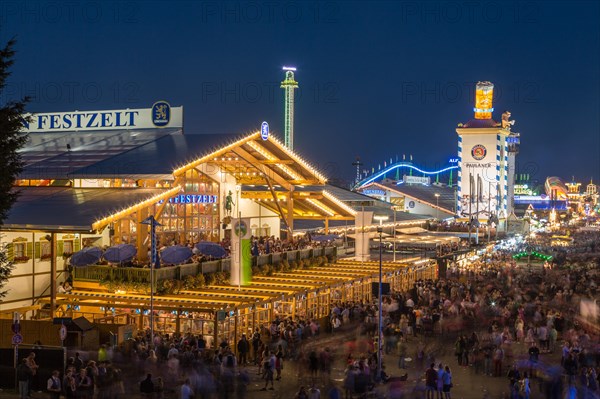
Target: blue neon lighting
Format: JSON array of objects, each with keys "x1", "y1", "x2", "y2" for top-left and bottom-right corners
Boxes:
[{"x1": 358, "y1": 163, "x2": 459, "y2": 188}]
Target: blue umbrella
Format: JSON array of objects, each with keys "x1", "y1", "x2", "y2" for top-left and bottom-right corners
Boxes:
[
  {"x1": 104, "y1": 244, "x2": 137, "y2": 263},
  {"x1": 160, "y1": 245, "x2": 193, "y2": 265},
  {"x1": 70, "y1": 247, "x2": 102, "y2": 267},
  {"x1": 195, "y1": 241, "x2": 227, "y2": 259}
]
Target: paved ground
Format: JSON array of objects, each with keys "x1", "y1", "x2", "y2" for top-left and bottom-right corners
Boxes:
[{"x1": 0, "y1": 327, "x2": 563, "y2": 399}]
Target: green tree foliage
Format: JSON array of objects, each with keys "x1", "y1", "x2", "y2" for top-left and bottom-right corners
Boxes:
[
  {"x1": 0, "y1": 38, "x2": 29, "y2": 298},
  {"x1": 0, "y1": 243, "x2": 14, "y2": 298}
]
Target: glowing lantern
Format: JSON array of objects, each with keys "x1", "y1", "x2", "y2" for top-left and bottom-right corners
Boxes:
[{"x1": 474, "y1": 81, "x2": 494, "y2": 119}]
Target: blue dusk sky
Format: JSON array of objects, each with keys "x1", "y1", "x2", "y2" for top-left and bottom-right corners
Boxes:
[{"x1": 2, "y1": 0, "x2": 599, "y2": 185}]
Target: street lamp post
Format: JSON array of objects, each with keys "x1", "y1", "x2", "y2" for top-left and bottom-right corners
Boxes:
[
  {"x1": 236, "y1": 184, "x2": 241, "y2": 291},
  {"x1": 373, "y1": 214, "x2": 388, "y2": 382},
  {"x1": 434, "y1": 193, "x2": 440, "y2": 220},
  {"x1": 392, "y1": 207, "x2": 397, "y2": 262},
  {"x1": 141, "y1": 215, "x2": 162, "y2": 347}
]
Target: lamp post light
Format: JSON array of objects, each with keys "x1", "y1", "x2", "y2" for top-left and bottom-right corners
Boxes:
[
  {"x1": 140, "y1": 215, "x2": 162, "y2": 347},
  {"x1": 392, "y1": 206, "x2": 398, "y2": 262},
  {"x1": 235, "y1": 184, "x2": 242, "y2": 291},
  {"x1": 434, "y1": 193, "x2": 440, "y2": 220},
  {"x1": 373, "y1": 214, "x2": 388, "y2": 382}
]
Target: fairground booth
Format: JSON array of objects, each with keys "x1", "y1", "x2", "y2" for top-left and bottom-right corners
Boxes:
[{"x1": 0, "y1": 103, "x2": 436, "y2": 350}]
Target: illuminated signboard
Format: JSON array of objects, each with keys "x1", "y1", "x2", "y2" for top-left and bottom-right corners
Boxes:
[
  {"x1": 21, "y1": 104, "x2": 184, "y2": 133},
  {"x1": 403, "y1": 175, "x2": 431, "y2": 185},
  {"x1": 261, "y1": 121, "x2": 269, "y2": 140},
  {"x1": 159, "y1": 194, "x2": 218, "y2": 204},
  {"x1": 474, "y1": 81, "x2": 494, "y2": 119}
]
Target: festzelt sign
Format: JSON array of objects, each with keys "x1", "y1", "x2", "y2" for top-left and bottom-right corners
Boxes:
[{"x1": 21, "y1": 104, "x2": 183, "y2": 133}]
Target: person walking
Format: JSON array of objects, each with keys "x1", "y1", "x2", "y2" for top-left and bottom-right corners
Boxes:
[
  {"x1": 343, "y1": 365, "x2": 356, "y2": 399},
  {"x1": 308, "y1": 384, "x2": 321, "y2": 399},
  {"x1": 527, "y1": 342, "x2": 540, "y2": 378},
  {"x1": 180, "y1": 379, "x2": 194, "y2": 399},
  {"x1": 295, "y1": 386, "x2": 309, "y2": 399},
  {"x1": 236, "y1": 370, "x2": 250, "y2": 399},
  {"x1": 493, "y1": 345, "x2": 504, "y2": 377},
  {"x1": 454, "y1": 337, "x2": 464, "y2": 366},
  {"x1": 442, "y1": 366, "x2": 452, "y2": 399},
  {"x1": 397, "y1": 336, "x2": 407, "y2": 369},
  {"x1": 436, "y1": 363, "x2": 445, "y2": 399},
  {"x1": 425, "y1": 363, "x2": 438, "y2": 399},
  {"x1": 275, "y1": 345, "x2": 284, "y2": 381},
  {"x1": 260, "y1": 352, "x2": 275, "y2": 391},
  {"x1": 75, "y1": 369, "x2": 92, "y2": 399},
  {"x1": 519, "y1": 372, "x2": 531, "y2": 399},
  {"x1": 483, "y1": 345, "x2": 492, "y2": 376},
  {"x1": 140, "y1": 373, "x2": 154, "y2": 398},
  {"x1": 237, "y1": 334, "x2": 250, "y2": 366},
  {"x1": 25, "y1": 352, "x2": 40, "y2": 393},
  {"x1": 63, "y1": 369, "x2": 77, "y2": 399},
  {"x1": 17, "y1": 359, "x2": 32, "y2": 399},
  {"x1": 47, "y1": 370, "x2": 62, "y2": 399},
  {"x1": 251, "y1": 328, "x2": 261, "y2": 364}
]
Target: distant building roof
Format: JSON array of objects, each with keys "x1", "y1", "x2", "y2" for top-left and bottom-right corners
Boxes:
[{"x1": 362, "y1": 182, "x2": 456, "y2": 214}]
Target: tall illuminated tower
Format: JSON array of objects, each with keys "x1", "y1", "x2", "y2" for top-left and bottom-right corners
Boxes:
[
  {"x1": 456, "y1": 81, "x2": 513, "y2": 222},
  {"x1": 507, "y1": 131, "x2": 520, "y2": 215},
  {"x1": 281, "y1": 66, "x2": 299, "y2": 150}
]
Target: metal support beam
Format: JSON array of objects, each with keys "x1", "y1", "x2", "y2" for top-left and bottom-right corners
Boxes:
[
  {"x1": 264, "y1": 176, "x2": 292, "y2": 235},
  {"x1": 287, "y1": 188, "x2": 295, "y2": 235},
  {"x1": 137, "y1": 207, "x2": 149, "y2": 263},
  {"x1": 233, "y1": 146, "x2": 292, "y2": 191},
  {"x1": 50, "y1": 233, "x2": 57, "y2": 318}
]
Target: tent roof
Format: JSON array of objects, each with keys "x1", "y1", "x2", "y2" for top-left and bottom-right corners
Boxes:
[{"x1": 3, "y1": 187, "x2": 170, "y2": 232}]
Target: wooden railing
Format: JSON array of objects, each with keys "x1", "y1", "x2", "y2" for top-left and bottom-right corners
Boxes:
[{"x1": 73, "y1": 246, "x2": 338, "y2": 283}]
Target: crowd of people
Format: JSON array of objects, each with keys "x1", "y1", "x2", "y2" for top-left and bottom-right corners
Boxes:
[{"x1": 27, "y1": 228, "x2": 600, "y2": 399}]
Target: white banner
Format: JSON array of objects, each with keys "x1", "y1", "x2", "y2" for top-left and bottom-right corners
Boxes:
[
  {"x1": 22, "y1": 102, "x2": 183, "y2": 133},
  {"x1": 403, "y1": 175, "x2": 431, "y2": 185},
  {"x1": 354, "y1": 211, "x2": 373, "y2": 262}
]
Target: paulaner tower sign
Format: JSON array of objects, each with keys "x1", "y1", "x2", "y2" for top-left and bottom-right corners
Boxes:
[{"x1": 456, "y1": 82, "x2": 516, "y2": 224}]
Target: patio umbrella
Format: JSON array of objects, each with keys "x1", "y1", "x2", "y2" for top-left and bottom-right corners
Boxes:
[
  {"x1": 195, "y1": 241, "x2": 227, "y2": 259},
  {"x1": 103, "y1": 244, "x2": 137, "y2": 263},
  {"x1": 70, "y1": 247, "x2": 102, "y2": 267},
  {"x1": 160, "y1": 245, "x2": 193, "y2": 265}
]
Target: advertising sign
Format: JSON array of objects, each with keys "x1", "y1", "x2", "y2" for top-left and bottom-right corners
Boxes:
[
  {"x1": 261, "y1": 121, "x2": 269, "y2": 140},
  {"x1": 403, "y1": 175, "x2": 431, "y2": 185},
  {"x1": 21, "y1": 104, "x2": 184, "y2": 133}
]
